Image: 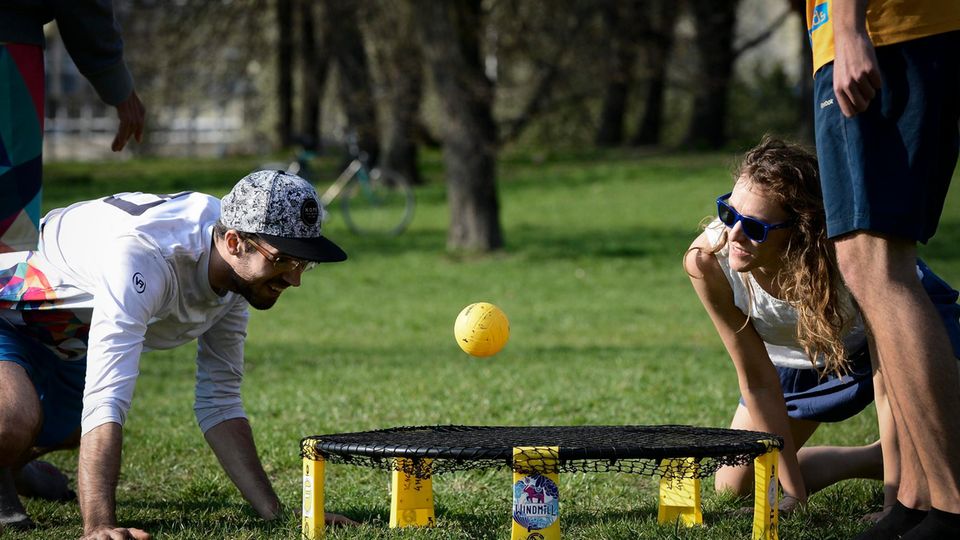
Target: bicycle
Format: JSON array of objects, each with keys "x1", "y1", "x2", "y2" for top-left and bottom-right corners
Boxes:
[{"x1": 259, "y1": 139, "x2": 415, "y2": 236}]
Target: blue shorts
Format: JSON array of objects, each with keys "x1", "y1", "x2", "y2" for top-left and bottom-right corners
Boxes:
[
  {"x1": 813, "y1": 31, "x2": 960, "y2": 243},
  {"x1": 741, "y1": 259, "x2": 960, "y2": 423},
  {"x1": 0, "y1": 322, "x2": 85, "y2": 447}
]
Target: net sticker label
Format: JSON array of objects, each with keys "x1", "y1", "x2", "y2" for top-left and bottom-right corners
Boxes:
[
  {"x1": 302, "y1": 476, "x2": 313, "y2": 517},
  {"x1": 512, "y1": 474, "x2": 559, "y2": 530}
]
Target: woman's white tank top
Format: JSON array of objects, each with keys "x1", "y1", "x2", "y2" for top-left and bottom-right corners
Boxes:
[{"x1": 704, "y1": 219, "x2": 866, "y2": 369}]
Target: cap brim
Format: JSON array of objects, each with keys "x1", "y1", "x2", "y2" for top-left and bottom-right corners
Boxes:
[{"x1": 258, "y1": 233, "x2": 348, "y2": 263}]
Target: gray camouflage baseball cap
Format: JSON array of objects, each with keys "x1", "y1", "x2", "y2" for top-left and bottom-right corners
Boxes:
[{"x1": 221, "y1": 170, "x2": 347, "y2": 262}]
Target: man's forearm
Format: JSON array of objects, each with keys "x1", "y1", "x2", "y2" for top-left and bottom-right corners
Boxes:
[
  {"x1": 78, "y1": 422, "x2": 123, "y2": 533},
  {"x1": 833, "y1": 0, "x2": 869, "y2": 39},
  {"x1": 204, "y1": 418, "x2": 281, "y2": 519}
]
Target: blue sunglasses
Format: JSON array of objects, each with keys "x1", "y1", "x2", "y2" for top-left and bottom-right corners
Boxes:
[{"x1": 716, "y1": 192, "x2": 792, "y2": 243}]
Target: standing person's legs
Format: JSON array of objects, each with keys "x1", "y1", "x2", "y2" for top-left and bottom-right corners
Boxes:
[
  {"x1": 837, "y1": 235, "x2": 960, "y2": 539},
  {"x1": 815, "y1": 31, "x2": 960, "y2": 538},
  {"x1": 869, "y1": 325, "x2": 932, "y2": 514}
]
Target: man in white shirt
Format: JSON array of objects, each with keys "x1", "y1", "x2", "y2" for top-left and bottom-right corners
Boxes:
[{"x1": 0, "y1": 171, "x2": 351, "y2": 538}]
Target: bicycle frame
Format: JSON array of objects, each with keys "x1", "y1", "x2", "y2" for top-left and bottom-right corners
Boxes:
[{"x1": 319, "y1": 159, "x2": 364, "y2": 207}]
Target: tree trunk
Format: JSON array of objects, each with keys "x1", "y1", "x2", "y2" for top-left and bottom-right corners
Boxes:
[
  {"x1": 414, "y1": 0, "x2": 503, "y2": 252},
  {"x1": 595, "y1": 1, "x2": 638, "y2": 147},
  {"x1": 368, "y1": 1, "x2": 424, "y2": 185},
  {"x1": 684, "y1": 0, "x2": 739, "y2": 149},
  {"x1": 792, "y1": 0, "x2": 815, "y2": 144},
  {"x1": 299, "y1": 0, "x2": 327, "y2": 151},
  {"x1": 631, "y1": 0, "x2": 678, "y2": 146},
  {"x1": 276, "y1": 0, "x2": 294, "y2": 148},
  {"x1": 324, "y1": 0, "x2": 379, "y2": 161}
]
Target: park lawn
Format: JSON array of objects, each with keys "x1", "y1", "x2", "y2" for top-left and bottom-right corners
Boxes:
[{"x1": 10, "y1": 150, "x2": 960, "y2": 539}]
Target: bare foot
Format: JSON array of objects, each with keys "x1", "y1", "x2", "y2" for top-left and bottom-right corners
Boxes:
[{"x1": 14, "y1": 461, "x2": 75, "y2": 502}]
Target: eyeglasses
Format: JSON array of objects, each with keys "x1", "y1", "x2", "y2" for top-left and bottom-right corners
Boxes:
[
  {"x1": 716, "y1": 192, "x2": 792, "y2": 243},
  {"x1": 244, "y1": 236, "x2": 317, "y2": 273}
]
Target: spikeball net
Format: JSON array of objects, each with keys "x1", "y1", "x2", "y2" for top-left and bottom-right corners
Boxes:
[{"x1": 300, "y1": 425, "x2": 783, "y2": 479}]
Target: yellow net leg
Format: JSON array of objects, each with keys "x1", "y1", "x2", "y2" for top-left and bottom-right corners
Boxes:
[
  {"x1": 657, "y1": 458, "x2": 702, "y2": 526},
  {"x1": 511, "y1": 447, "x2": 561, "y2": 540},
  {"x1": 752, "y1": 448, "x2": 780, "y2": 540},
  {"x1": 389, "y1": 458, "x2": 436, "y2": 528},
  {"x1": 302, "y1": 455, "x2": 325, "y2": 540}
]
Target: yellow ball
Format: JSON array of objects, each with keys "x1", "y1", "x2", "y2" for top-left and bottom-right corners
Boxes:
[{"x1": 454, "y1": 302, "x2": 510, "y2": 357}]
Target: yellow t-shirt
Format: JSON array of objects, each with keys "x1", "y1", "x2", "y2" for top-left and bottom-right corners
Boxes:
[{"x1": 806, "y1": 0, "x2": 960, "y2": 74}]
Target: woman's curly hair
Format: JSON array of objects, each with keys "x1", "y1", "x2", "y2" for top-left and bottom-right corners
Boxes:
[{"x1": 707, "y1": 136, "x2": 854, "y2": 375}]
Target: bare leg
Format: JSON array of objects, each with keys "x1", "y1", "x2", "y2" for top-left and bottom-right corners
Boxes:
[
  {"x1": 716, "y1": 404, "x2": 820, "y2": 496},
  {"x1": 0, "y1": 362, "x2": 43, "y2": 529},
  {"x1": 871, "y1": 350, "x2": 902, "y2": 513},
  {"x1": 797, "y1": 441, "x2": 883, "y2": 495},
  {"x1": 835, "y1": 233, "x2": 960, "y2": 514}
]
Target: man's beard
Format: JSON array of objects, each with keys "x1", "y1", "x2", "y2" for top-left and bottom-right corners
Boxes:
[{"x1": 227, "y1": 266, "x2": 280, "y2": 310}]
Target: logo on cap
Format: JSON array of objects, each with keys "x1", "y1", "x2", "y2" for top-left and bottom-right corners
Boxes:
[{"x1": 301, "y1": 198, "x2": 319, "y2": 225}]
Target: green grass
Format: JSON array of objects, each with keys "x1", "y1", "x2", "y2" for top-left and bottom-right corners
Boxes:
[{"x1": 9, "y1": 150, "x2": 960, "y2": 539}]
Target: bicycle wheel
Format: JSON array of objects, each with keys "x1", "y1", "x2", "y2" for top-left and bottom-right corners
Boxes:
[{"x1": 340, "y1": 168, "x2": 415, "y2": 235}]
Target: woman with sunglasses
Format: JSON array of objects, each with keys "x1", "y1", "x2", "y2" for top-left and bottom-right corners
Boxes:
[{"x1": 684, "y1": 136, "x2": 960, "y2": 518}]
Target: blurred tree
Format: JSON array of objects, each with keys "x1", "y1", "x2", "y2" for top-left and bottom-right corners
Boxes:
[
  {"x1": 631, "y1": 0, "x2": 678, "y2": 146},
  {"x1": 299, "y1": 0, "x2": 329, "y2": 150},
  {"x1": 684, "y1": 0, "x2": 740, "y2": 149},
  {"x1": 323, "y1": 0, "x2": 379, "y2": 162},
  {"x1": 683, "y1": 0, "x2": 793, "y2": 149},
  {"x1": 365, "y1": 0, "x2": 424, "y2": 185},
  {"x1": 591, "y1": 0, "x2": 680, "y2": 147},
  {"x1": 789, "y1": 0, "x2": 814, "y2": 144},
  {"x1": 493, "y1": 1, "x2": 595, "y2": 146},
  {"x1": 415, "y1": 0, "x2": 503, "y2": 252},
  {"x1": 594, "y1": 0, "x2": 640, "y2": 147},
  {"x1": 276, "y1": 0, "x2": 294, "y2": 147}
]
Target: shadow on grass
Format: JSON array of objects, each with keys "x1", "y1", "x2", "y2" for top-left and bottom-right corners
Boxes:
[{"x1": 118, "y1": 498, "x2": 296, "y2": 535}]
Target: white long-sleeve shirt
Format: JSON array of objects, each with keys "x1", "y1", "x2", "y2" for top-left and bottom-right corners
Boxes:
[{"x1": 0, "y1": 191, "x2": 249, "y2": 435}]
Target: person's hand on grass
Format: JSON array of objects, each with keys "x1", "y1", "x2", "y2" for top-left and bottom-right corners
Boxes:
[{"x1": 862, "y1": 505, "x2": 894, "y2": 523}]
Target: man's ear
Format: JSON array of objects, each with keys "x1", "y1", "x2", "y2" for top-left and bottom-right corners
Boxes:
[{"x1": 224, "y1": 230, "x2": 245, "y2": 256}]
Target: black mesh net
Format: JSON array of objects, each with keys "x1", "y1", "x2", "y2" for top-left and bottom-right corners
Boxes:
[{"x1": 300, "y1": 425, "x2": 782, "y2": 479}]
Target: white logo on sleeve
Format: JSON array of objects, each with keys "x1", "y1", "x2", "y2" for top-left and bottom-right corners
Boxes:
[
  {"x1": 132, "y1": 273, "x2": 146, "y2": 293},
  {"x1": 820, "y1": 98, "x2": 834, "y2": 109}
]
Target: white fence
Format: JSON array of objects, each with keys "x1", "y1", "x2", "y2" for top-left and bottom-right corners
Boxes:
[{"x1": 43, "y1": 105, "x2": 248, "y2": 161}]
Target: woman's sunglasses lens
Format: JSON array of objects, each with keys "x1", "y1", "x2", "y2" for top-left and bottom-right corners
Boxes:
[
  {"x1": 718, "y1": 203, "x2": 736, "y2": 226},
  {"x1": 741, "y1": 219, "x2": 765, "y2": 241}
]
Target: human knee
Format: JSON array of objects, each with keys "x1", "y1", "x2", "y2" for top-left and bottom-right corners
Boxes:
[
  {"x1": 715, "y1": 466, "x2": 753, "y2": 496},
  {"x1": 0, "y1": 422, "x2": 39, "y2": 466},
  {"x1": 834, "y1": 236, "x2": 918, "y2": 302}
]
